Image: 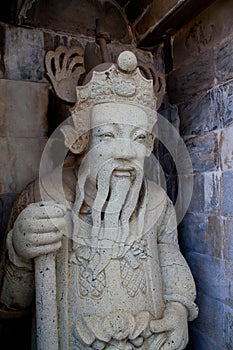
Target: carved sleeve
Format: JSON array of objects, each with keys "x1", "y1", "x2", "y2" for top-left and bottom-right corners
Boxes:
[
  {"x1": 0, "y1": 182, "x2": 36, "y2": 314},
  {"x1": 157, "y1": 198, "x2": 198, "y2": 321}
]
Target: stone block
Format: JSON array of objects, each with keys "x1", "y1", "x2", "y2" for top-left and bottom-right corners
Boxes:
[
  {"x1": 179, "y1": 213, "x2": 208, "y2": 255},
  {"x1": 224, "y1": 305, "x2": 233, "y2": 349},
  {"x1": 24, "y1": 0, "x2": 130, "y2": 44},
  {"x1": 173, "y1": 0, "x2": 233, "y2": 68},
  {"x1": 185, "y1": 252, "x2": 230, "y2": 303},
  {"x1": 204, "y1": 172, "x2": 221, "y2": 214},
  {"x1": 191, "y1": 292, "x2": 226, "y2": 348},
  {"x1": 180, "y1": 214, "x2": 224, "y2": 259},
  {"x1": 223, "y1": 218, "x2": 233, "y2": 261},
  {"x1": 4, "y1": 24, "x2": 45, "y2": 81},
  {"x1": 211, "y1": 82, "x2": 233, "y2": 129},
  {"x1": 167, "y1": 49, "x2": 215, "y2": 104},
  {"x1": 0, "y1": 79, "x2": 48, "y2": 138},
  {"x1": 43, "y1": 30, "x2": 85, "y2": 53},
  {"x1": 187, "y1": 174, "x2": 204, "y2": 213},
  {"x1": 179, "y1": 91, "x2": 221, "y2": 137},
  {"x1": 221, "y1": 172, "x2": 233, "y2": 216},
  {"x1": 135, "y1": 0, "x2": 182, "y2": 36},
  {"x1": 215, "y1": 36, "x2": 233, "y2": 84},
  {"x1": 185, "y1": 132, "x2": 219, "y2": 173},
  {"x1": 220, "y1": 126, "x2": 233, "y2": 171},
  {"x1": 0, "y1": 136, "x2": 47, "y2": 194},
  {"x1": 180, "y1": 81, "x2": 233, "y2": 136}
]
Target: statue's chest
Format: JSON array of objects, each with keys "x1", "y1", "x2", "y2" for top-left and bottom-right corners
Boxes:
[{"x1": 65, "y1": 227, "x2": 165, "y2": 349}]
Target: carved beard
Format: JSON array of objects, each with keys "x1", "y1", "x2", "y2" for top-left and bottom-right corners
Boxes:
[{"x1": 72, "y1": 160, "x2": 147, "y2": 277}]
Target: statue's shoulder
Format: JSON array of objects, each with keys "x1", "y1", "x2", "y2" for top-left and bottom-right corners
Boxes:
[
  {"x1": 146, "y1": 180, "x2": 171, "y2": 222},
  {"x1": 147, "y1": 180, "x2": 168, "y2": 209}
]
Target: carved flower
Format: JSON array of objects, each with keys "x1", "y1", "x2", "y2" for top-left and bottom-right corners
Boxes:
[
  {"x1": 113, "y1": 79, "x2": 136, "y2": 97},
  {"x1": 103, "y1": 311, "x2": 135, "y2": 340}
]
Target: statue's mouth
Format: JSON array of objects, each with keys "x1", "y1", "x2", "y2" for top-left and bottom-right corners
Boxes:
[{"x1": 113, "y1": 166, "x2": 135, "y2": 177}]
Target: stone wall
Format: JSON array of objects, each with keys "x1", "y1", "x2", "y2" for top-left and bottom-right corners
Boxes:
[{"x1": 167, "y1": 0, "x2": 233, "y2": 348}]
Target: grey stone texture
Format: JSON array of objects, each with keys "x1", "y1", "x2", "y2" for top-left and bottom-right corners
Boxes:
[
  {"x1": 185, "y1": 132, "x2": 219, "y2": 173},
  {"x1": 168, "y1": 48, "x2": 215, "y2": 104},
  {"x1": 0, "y1": 79, "x2": 48, "y2": 194},
  {"x1": 172, "y1": 0, "x2": 233, "y2": 68},
  {"x1": 168, "y1": 0, "x2": 233, "y2": 349}
]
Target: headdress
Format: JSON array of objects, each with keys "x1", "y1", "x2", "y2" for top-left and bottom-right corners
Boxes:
[{"x1": 71, "y1": 51, "x2": 159, "y2": 130}]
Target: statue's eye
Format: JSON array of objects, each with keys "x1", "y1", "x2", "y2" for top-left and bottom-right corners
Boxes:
[
  {"x1": 135, "y1": 133, "x2": 146, "y2": 142},
  {"x1": 99, "y1": 132, "x2": 114, "y2": 139}
]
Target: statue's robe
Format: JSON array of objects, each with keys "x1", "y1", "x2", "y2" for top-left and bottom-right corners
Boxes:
[{"x1": 0, "y1": 166, "x2": 198, "y2": 349}]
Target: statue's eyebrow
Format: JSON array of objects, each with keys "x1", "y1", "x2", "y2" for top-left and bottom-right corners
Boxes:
[
  {"x1": 92, "y1": 123, "x2": 120, "y2": 134},
  {"x1": 130, "y1": 125, "x2": 148, "y2": 136}
]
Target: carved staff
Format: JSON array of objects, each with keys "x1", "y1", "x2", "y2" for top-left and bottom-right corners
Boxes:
[{"x1": 35, "y1": 253, "x2": 59, "y2": 350}]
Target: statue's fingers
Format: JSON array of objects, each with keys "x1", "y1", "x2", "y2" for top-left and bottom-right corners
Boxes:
[
  {"x1": 150, "y1": 316, "x2": 173, "y2": 333},
  {"x1": 21, "y1": 217, "x2": 66, "y2": 233},
  {"x1": 29, "y1": 241, "x2": 62, "y2": 259},
  {"x1": 28, "y1": 231, "x2": 63, "y2": 246},
  {"x1": 22, "y1": 202, "x2": 67, "y2": 219}
]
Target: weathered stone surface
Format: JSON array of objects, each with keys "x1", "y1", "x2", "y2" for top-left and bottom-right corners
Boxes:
[
  {"x1": 187, "y1": 174, "x2": 204, "y2": 213},
  {"x1": 0, "y1": 137, "x2": 47, "y2": 194},
  {"x1": 180, "y1": 214, "x2": 224, "y2": 259},
  {"x1": 0, "y1": 194, "x2": 17, "y2": 250},
  {"x1": 215, "y1": 36, "x2": 233, "y2": 84},
  {"x1": 191, "y1": 292, "x2": 227, "y2": 349},
  {"x1": 24, "y1": 0, "x2": 131, "y2": 43},
  {"x1": 179, "y1": 80, "x2": 233, "y2": 136},
  {"x1": 179, "y1": 92, "x2": 220, "y2": 137},
  {"x1": 173, "y1": 0, "x2": 233, "y2": 68},
  {"x1": 135, "y1": 0, "x2": 183, "y2": 36},
  {"x1": 185, "y1": 132, "x2": 219, "y2": 173},
  {"x1": 224, "y1": 305, "x2": 233, "y2": 349},
  {"x1": 186, "y1": 252, "x2": 231, "y2": 303},
  {"x1": 43, "y1": 30, "x2": 85, "y2": 53},
  {"x1": 0, "y1": 79, "x2": 48, "y2": 138},
  {"x1": 220, "y1": 83, "x2": 233, "y2": 128},
  {"x1": 204, "y1": 172, "x2": 221, "y2": 214},
  {"x1": 223, "y1": 219, "x2": 233, "y2": 261},
  {"x1": 220, "y1": 126, "x2": 233, "y2": 171},
  {"x1": 167, "y1": 49, "x2": 215, "y2": 104},
  {"x1": 4, "y1": 24, "x2": 45, "y2": 81},
  {"x1": 221, "y1": 172, "x2": 233, "y2": 216},
  {"x1": 179, "y1": 213, "x2": 208, "y2": 255}
]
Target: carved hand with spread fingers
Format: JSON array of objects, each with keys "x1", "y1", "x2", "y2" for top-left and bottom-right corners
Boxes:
[{"x1": 45, "y1": 46, "x2": 85, "y2": 103}]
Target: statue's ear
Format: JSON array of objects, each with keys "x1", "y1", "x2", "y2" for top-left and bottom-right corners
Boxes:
[{"x1": 60, "y1": 125, "x2": 87, "y2": 154}]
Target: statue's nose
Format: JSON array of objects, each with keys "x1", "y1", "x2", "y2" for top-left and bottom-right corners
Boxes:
[{"x1": 118, "y1": 141, "x2": 136, "y2": 160}]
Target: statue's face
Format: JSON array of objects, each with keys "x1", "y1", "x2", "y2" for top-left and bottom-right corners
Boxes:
[{"x1": 88, "y1": 103, "x2": 153, "y2": 184}]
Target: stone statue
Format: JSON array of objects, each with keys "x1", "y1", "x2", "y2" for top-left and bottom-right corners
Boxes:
[{"x1": 0, "y1": 51, "x2": 198, "y2": 350}]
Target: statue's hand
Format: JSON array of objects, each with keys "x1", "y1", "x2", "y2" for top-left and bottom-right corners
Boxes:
[
  {"x1": 150, "y1": 302, "x2": 188, "y2": 350},
  {"x1": 12, "y1": 202, "x2": 66, "y2": 260}
]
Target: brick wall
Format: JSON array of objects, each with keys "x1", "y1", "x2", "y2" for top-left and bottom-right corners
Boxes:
[{"x1": 167, "y1": 0, "x2": 233, "y2": 348}]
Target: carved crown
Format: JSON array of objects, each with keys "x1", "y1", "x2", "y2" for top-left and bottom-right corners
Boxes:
[{"x1": 71, "y1": 51, "x2": 159, "y2": 129}]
